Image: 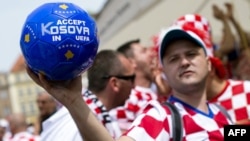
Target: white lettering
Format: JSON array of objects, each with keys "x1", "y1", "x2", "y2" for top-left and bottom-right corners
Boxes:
[
  {"x1": 57, "y1": 20, "x2": 62, "y2": 25},
  {"x1": 235, "y1": 129, "x2": 240, "y2": 136},
  {"x1": 50, "y1": 26, "x2": 59, "y2": 34},
  {"x1": 52, "y1": 35, "x2": 61, "y2": 41},
  {"x1": 228, "y1": 129, "x2": 235, "y2": 136},
  {"x1": 75, "y1": 36, "x2": 90, "y2": 41},
  {"x1": 41, "y1": 22, "x2": 53, "y2": 36},
  {"x1": 83, "y1": 27, "x2": 90, "y2": 35},
  {"x1": 241, "y1": 129, "x2": 246, "y2": 136},
  {"x1": 68, "y1": 26, "x2": 76, "y2": 34},
  {"x1": 228, "y1": 129, "x2": 247, "y2": 136},
  {"x1": 62, "y1": 19, "x2": 67, "y2": 25},
  {"x1": 59, "y1": 26, "x2": 67, "y2": 34},
  {"x1": 56, "y1": 19, "x2": 86, "y2": 26},
  {"x1": 68, "y1": 19, "x2": 73, "y2": 24},
  {"x1": 41, "y1": 21, "x2": 90, "y2": 36}
]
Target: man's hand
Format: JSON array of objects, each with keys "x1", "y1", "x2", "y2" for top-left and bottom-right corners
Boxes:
[
  {"x1": 212, "y1": 4, "x2": 226, "y2": 20},
  {"x1": 26, "y1": 66, "x2": 83, "y2": 107},
  {"x1": 225, "y1": 3, "x2": 234, "y2": 20}
]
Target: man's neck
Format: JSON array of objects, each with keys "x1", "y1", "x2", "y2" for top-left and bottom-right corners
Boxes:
[
  {"x1": 95, "y1": 91, "x2": 114, "y2": 111},
  {"x1": 12, "y1": 128, "x2": 27, "y2": 136},
  {"x1": 173, "y1": 89, "x2": 208, "y2": 114},
  {"x1": 207, "y1": 77, "x2": 227, "y2": 101},
  {"x1": 134, "y1": 72, "x2": 151, "y2": 88}
]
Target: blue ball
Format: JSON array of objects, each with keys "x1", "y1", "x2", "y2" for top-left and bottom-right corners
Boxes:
[{"x1": 20, "y1": 2, "x2": 99, "y2": 80}]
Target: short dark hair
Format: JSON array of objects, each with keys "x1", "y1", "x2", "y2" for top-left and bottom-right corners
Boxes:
[
  {"x1": 116, "y1": 39, "x2": 140, "y2": 58},
  {"x1": 87, "y1": 50, "x2": 125, "y2": 93}
]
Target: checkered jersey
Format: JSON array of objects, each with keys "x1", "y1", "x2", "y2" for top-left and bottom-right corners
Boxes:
[
  {"x1": 109, "y1": 86, "x2": 159, "y2": 130},
  {"x1": 83, "y1": 90, "x2": 122, "y2": 138},
  {"x1": 124, "y1": 98, "x2": 232, "y2": 141},
  {"x1": 209, "y1": 79, "x2": 250, "y2": 124},
  {"x1": 6, "y1": 131, "x2": 38, "y2": 141}
]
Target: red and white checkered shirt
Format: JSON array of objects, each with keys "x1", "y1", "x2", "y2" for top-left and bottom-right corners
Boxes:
[
  {"x1": 124, "y1": 96, "x2": 232, "y2": 141},
  {"x1": 209, "y1": 79, "x2": 250, "y2": 124},
  {"x1": 109, "y1": 86, "x2": 160, "y2": 130},
  {"x1": 6, "y1": 132, "x2": 38, "y2": 141}
]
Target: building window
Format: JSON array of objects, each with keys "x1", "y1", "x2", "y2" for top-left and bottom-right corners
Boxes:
[
  {"x1": 27, "y1": 87, "x2": 33, "y2": 96},
  {"x1": 3, "y1": 107, "x2": 11, "y2": 116},
  {"x1": 19, "y1": 89, "x2": 23, "y2": 97},
  {"x1": 16, "y1": 74, "x2": 20, "y2": 82},
  {"x1": 21, "y1": 103, "x2": 26, "y2": 113},
  {"x1": 30, "y1": 102, "x2": 35, "y2": 114}
]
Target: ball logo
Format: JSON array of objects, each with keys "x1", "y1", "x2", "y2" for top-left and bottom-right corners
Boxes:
[
  {"x1": 20, "y1": 2, "x2": 99, "y2": 80},
  {"x1": 24, "y1": 32, "x2": 31, "y2": 43}
]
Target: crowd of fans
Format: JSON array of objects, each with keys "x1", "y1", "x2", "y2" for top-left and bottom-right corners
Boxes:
[{"x1": 0, "y1": 2, "x2": 249, "y2": 141}]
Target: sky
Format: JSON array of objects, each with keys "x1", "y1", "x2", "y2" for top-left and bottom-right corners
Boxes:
[{"x1": 0, "y1": 0, "x2": 106, "y2": 72}]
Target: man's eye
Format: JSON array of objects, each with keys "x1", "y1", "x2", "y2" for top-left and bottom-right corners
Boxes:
[
  {"x1": 187, "y1": 51, "x2": 197, "y2": 56},
  {"x1": 168, "y1": 57, "x2": 178, "y2": 62}
]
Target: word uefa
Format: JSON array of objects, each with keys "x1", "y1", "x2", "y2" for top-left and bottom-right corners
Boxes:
[{"x1": 224, "y1": 125, "x2": 250, "y2": 141}]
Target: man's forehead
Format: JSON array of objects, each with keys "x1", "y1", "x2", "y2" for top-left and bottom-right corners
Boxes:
[{"x1": 164, "y1": 44, "x2": 203, "y2": 57}]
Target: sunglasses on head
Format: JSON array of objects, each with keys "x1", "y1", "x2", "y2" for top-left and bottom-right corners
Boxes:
[{"x1": 102, "y1": 74, "x2": 136, "y2": 82}]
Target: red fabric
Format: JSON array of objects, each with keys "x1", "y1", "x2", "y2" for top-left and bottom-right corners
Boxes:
[
  {"x1": 209, "y1": 57, "x2": 228, "y2": 79},
  {"x1": 123, "y1": 100, "x2": 231, "y2": 141},
  {"x1": 209, "y1": 79, "x2": 250, "y2": 124}
]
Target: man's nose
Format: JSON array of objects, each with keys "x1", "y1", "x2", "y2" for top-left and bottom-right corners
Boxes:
[{"x1": 180, "y1": 57, "x2": 190, "y2": 67}]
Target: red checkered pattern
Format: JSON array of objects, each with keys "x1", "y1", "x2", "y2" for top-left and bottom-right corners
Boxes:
[
  {"x1": 209, "y1": 79, "x2": 250, "y2": 124},
  {"x1": 173, "y1": 14, "x2": 214, "y2": 57},
  {"x1": 174, "y1": 14, "x2": 211, "y2": 35},
  {"x1": 124, "y1": 100, "x2": 231, "y2": 141},
  {"x1": 6, "y1": 132, "x2": 38, "y2": 141},
  {"x1": 82, "y1": 90, "x2": 122, "y2": 138},
  {"x1": 109, "y1": 86, "x2": 159, "y2": 130}
]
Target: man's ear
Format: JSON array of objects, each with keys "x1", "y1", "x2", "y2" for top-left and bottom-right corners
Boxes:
[
  {"x1": 128, "y1": 58, "x2": 137, "y2": 69},
  {"x1": 207, "y1": 57, "x2": 212, "y2": 72},
  {"x1": 109, "y1": 77, "x2": 120, "y2": 92},
  {"x1": 207, "y1": 57, "x2": 217, "y2": 77}
]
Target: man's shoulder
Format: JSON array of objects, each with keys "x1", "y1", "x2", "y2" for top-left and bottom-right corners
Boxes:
[
  {"x1": 43, "y1": 106, "x2": 71, "y2": 126},
  {"x1": 228, "y1": 79, "x2": 250, "y2": 86},
  {"x1": 139, "y1": 100, "x2": 173, "y2": 118},
  {"x1": 227, "y1": 79, "x2": 250, "y2": 93},
  {"x1": 41, "y1": 106, "x2": 81, "y2": 140}
]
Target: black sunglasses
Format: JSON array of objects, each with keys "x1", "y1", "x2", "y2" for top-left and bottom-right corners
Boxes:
[{"x1": 102, "y1": 74, "x2": 136, "y2": 82}]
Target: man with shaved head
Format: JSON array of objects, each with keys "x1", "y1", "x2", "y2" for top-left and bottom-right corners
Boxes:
[
  {"x1": 7, "y1": 113, "x2": 38, "y2": 141},
  {"x1": 36, "y1": 91, "x2": 58, "y2": 134}
]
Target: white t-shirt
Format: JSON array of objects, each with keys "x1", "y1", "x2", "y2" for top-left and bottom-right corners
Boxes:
[
  {"x1": 41, "y1": 90, "x2": 121, "y2": 141},
  {"x1": 41, "y1": 106, "x2": 81, "y2": 141}
]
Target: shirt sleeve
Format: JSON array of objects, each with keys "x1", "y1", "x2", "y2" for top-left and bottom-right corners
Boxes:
[{"x1": 123, "y1": 100, "x2": 172, "y2": 141}]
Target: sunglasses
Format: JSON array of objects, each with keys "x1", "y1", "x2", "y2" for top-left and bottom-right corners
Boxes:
[{"x1": 102, "y1": 74, "x2": 136, "y2": 82}]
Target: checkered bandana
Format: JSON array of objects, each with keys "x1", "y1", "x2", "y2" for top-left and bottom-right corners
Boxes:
[
  {"x1": 83, "y1": 90, "x2": 121, "y2": 138},
  {"x1": 173, "y1": 14, "x2": 214, "y2": 57},
  {"x1": 109, "y1": 86, "x2": 159, "y2": 130}
]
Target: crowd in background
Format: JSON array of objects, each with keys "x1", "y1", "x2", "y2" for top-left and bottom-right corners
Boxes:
[{"x1": 0, "y1": 2, "x2": 250, "y2": 141}]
